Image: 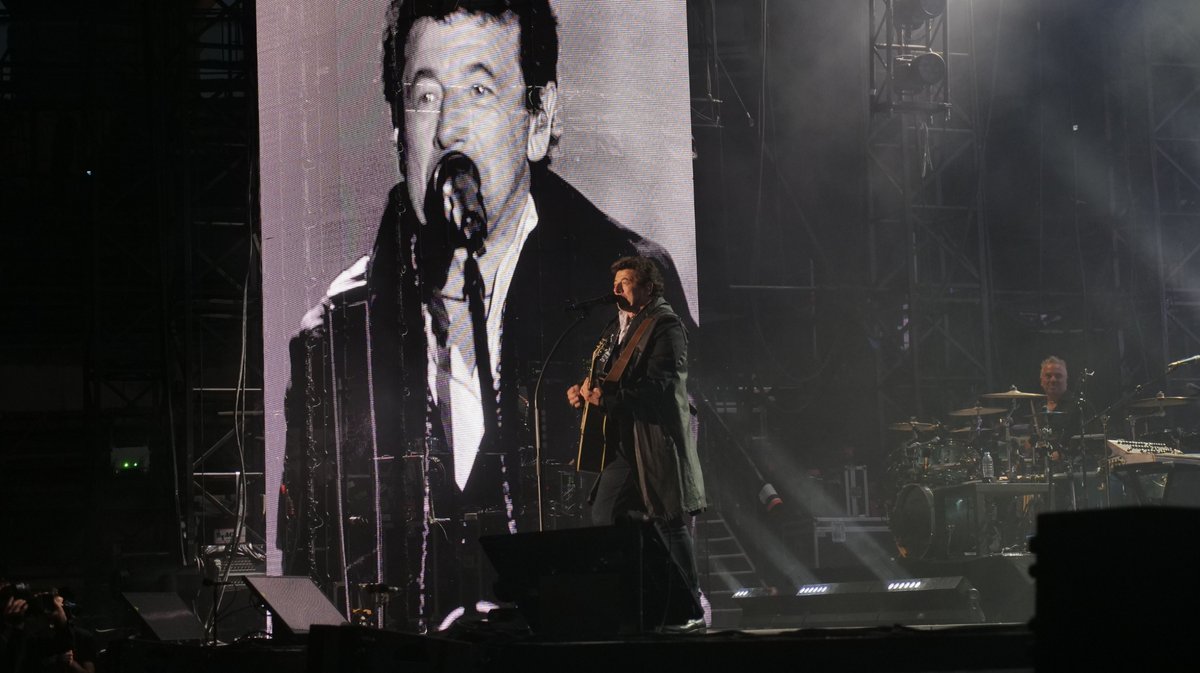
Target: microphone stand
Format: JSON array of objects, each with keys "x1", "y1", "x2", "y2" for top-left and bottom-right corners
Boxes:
[
  {"x1": 1081, "y1": 366, "x2": 1176, "y2": 509},
  {"x1": 531, "y1": 309, "x2": 597, "y2": 531},
  {"x1": 1074, "y1": 372, "x2": 1092, "y2": 509},
  {"x1": 1086, "y1": 369, "x2": 1170, "y2": 434}
]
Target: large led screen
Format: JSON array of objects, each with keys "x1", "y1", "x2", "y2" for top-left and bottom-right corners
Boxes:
[{"x1": 257, "y1": 0, "x2": 696, "y2": 629}]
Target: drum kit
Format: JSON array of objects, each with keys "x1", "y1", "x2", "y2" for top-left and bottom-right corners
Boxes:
[
  {"x1": 885, "y1": 387, "x2": 1048, "y2": 490},
  {"x1": 885, "y1": 384, "x2": 1200, "y2": 559}
]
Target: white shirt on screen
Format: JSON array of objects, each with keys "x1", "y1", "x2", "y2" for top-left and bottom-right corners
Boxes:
[{"x1": 423, "y1": 194, "x2": 538, "y2": 491}]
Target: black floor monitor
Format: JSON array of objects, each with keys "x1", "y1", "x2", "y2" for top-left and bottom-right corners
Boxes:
[
  {"x1": 122, "y1": 592, "x2": 206, "y2": 642},
  {"x1": 242, "y1": 575, "x2": 347, "y2": 637},
  {"x1": 480, "y1": 521, "x2": 699, "y2": 637}
]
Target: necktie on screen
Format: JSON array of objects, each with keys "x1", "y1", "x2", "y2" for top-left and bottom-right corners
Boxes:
[{"x1": 463, "y1": 254, "x2": 498, "y2": 439}]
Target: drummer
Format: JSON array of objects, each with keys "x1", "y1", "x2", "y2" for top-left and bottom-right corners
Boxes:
[{"x1": 1039, "y1": 356, "x2": 1082, "y2": 439}]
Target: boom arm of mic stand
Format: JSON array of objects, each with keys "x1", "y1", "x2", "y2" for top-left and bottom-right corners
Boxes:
[
  {"x1": 531, "y1": 311, "x2": 592, "y2": 532},
  {"x1": 1085, "y1": 367, "x2": 1171, "y2": 429}
]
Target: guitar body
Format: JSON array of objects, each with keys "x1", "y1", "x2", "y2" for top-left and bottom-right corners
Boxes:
[
  {"x1": 574, "y1": 317, "x2": 657, "y2": 475},
  {"x1": 576, "y1": 398, "x2": 608, "y2": 473},
  {"x1": 576, "y1": 336, "x2": 613, "y2": 474}
]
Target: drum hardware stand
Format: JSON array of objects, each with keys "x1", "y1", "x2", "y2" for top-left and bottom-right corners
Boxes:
[
  {"x1": 1029, "y1": 398, "x2": 1059, "y2": 506},
  {"x1": 1072, "y1": 370, "x2": 1093, "y2": 509},
  {"x1": 1086, "y1": 366, "x2": 1175, "y2": 510},
  {"x1": 998, "y1": 413, "x2": 1015, "y2": 481}
]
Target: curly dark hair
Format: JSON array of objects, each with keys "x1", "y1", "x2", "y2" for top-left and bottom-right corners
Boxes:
[
  {"x1": 382, "y1": 0, "x2": 559, "y2": 120},
  {"x1": 611, "y1": 256, "x2": 665, "y2": 299}
]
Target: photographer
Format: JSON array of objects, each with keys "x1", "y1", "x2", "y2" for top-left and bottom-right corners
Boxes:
[
  {"x1": 2, "y1": 581, "x2": 30, "y2": 673},
  {"x1": 0, "y1": 583, "x2": 95, "y2": 673}
]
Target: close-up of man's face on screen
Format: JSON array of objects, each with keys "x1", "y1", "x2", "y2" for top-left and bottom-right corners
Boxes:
[{"x1": 396, "y1": 12, "x2": 553, "y2": 232}]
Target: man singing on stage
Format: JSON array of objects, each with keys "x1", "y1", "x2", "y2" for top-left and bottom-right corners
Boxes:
[{"x1": 567, "y1": 256, "x2": 707, "y2": 633}]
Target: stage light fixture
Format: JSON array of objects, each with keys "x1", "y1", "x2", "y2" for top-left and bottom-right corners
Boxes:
[
  {"x1": 893, "y1": 52, "x2": 947, "y2": 93},
  {"x1": 893, "y1": 0, "x2": 946, "y2": 29},
  {"x1": 735, "y1": 576, "x2": 983, "y2": 628}
]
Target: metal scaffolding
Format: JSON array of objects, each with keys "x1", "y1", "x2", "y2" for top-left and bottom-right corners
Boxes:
[
  {"x1": 866, "y1": 0, "x2": 994, "y2": 429},
  {"x1": 172, "y1": 0, "x2": 264, "y2": 572}
]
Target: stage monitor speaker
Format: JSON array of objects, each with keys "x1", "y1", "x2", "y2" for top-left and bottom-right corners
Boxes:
[
  {"x1": 1032, "y1": 506, "x2": 1200, "y2": 670},
  {"x1": 733, "y1": 576, "x2": 984, "y2": 628},
  {"x1": 242, "y1": 576, "x2": 348, "y2": 637},
  {"x1": 479, "y1": 522, "x2": 700, "y2": 637},
  {"x1": 900, "y1": 554, "x2": 1035, "y2": 623},
  {"x1": 122, "y1": 592, "x2": 206, "y2": 642}
]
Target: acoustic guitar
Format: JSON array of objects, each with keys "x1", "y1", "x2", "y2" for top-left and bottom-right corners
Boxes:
[
  {"x1": 576, "y1": 335, "x2": 613, "y2": 473},
  {"x1": 574, "y1": 315, "x2": 659, "y2": 474}
]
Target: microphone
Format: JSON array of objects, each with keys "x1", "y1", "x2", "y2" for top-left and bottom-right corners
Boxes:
[
  {"x1": 426, "y1": 151, "x2": 487, "y2": 255},
  {"x1": 358, "y1": 583, "x2": 401, "y2": 594},
  {"x1": 1167, "y1": 355, "x2": 1200, "y2": 371},
  {"x1": 566, "y1": 294, "x2": 618, "y2": 312}
]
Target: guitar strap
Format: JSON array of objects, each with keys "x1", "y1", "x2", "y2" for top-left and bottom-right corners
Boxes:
[{"x1": 604, "y1": 314, "x2": 659, "y2": 386}]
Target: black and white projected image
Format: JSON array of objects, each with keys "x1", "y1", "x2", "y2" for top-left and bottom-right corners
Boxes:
[{"x1": 257, "y1": 0, "x2": 696, "y2": 630}]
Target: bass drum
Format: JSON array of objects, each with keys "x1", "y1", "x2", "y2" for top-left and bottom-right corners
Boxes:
[{"x1": 890, "y1": 483, "x2": 938, "y2": 559}]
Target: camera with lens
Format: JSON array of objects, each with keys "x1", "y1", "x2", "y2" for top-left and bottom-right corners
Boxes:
[{"x1": 1, "y1": 583, "x2": 68, "y2": 636}]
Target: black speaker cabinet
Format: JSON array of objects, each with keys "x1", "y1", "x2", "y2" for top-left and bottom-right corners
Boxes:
[
  {"x1": 122, "y1": 592, "x2": 205, "y2": 642},
  {"x1": 1032, "y1": 507, "x2": 1200, "y2": 671},
  {"x1": 480, "y1": 522, "x2": 699, "y2": 637},
  {"x1": 242, "y1": 576, "x2": 347, "y2": 639}
]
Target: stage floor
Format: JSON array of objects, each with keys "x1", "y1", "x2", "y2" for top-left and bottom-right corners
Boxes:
[
  {"x1": 112, "y1": 621, "x2": 1036, "y2": 673},
  {"x1": 303, "y1": 621, "x2": 1037, "y2": 673}
]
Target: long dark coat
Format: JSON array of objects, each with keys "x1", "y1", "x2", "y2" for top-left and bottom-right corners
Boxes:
[{"x1": 600, "y1": 297, "x2": 706, "y2": 520}]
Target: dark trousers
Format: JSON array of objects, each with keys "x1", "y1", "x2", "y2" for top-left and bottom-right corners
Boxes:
[{"x1": 590, "y1": 454, "x2": 700, "y2": 611}]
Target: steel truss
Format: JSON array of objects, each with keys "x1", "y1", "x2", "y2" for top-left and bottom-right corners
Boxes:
[
  {"x1": 866, "y1": 0, "x2": 994, "y2": 429},
  {"x1": 171, "y1": 0, "x2": 264, "y2": 572},
  {"x1": 1145, "y1": 1, "x2": 1200, "y2": 385}
]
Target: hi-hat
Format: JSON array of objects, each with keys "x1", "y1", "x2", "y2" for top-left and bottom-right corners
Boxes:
[
  {"x1": 1129, "y1": 394, "x2": 1193, "y2": 409},
  {"x1": 888, "y1": 421, "x2": 938, "y2": 432},
  {"x1": 947, "y1": 405, "x2": 1006, "y2": 417},
  {"x1": 981, "y1": 387, "x2": 1046, "y2": 400}
]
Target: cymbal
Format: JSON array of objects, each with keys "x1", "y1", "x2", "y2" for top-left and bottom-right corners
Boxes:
[
  {"x1": 889, "y1": 421, "x2": 938, "y2": 432},
  {"x1": 948, "y1": 426, "x2": 978, "y2": 434},
  {"x1": 981, "y1": 388, "x2": 1046, "y2": 400},
  {"x1": 1129, "y1": 395, "x2": 1193, "y2": 409},
  {"x1": 947, "y1": 405, "x2": 1006, "y2": 417}
]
